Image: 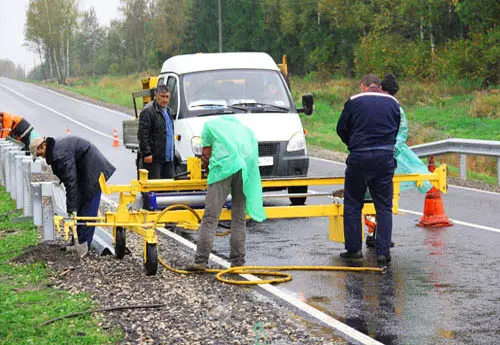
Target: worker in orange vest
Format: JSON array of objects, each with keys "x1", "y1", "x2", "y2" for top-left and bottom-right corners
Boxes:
[{"x1": 0, "y1": 112, "x2": 36, "y2": 151}]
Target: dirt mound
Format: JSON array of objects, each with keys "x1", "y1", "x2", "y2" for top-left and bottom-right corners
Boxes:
[{"x1": 12, "y1": 241, "x2": 81, "y2": 270}]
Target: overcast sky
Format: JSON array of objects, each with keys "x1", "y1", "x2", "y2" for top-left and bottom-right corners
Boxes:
[{"x1": 0, "y1": 0, "x2": 121, "y2": 72}]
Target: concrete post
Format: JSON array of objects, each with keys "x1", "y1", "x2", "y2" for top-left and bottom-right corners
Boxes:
[
  {"x1": 41, "y1": 182, "x2": 55, "y2": 241},
  {"x1": 459, "y1": 154, "x2": 467, "y2": 181}
]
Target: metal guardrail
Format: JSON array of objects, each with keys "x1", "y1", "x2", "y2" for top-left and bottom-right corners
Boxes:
[
  {"x1": 411, "y1": 138, "x2": 500, "y2": 186},
  {"x1": 0, "y1": 138, "x2": 113, "y2": 254}
]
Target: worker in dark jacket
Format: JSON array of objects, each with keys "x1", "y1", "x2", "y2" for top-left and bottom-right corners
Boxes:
[
  {"x1": 336, "y1": 74, "x2": 400, "y2": 264},
  {"x1": 0, "y1": 112, "x2": 36, "y2": 151},
  {"x1": 30, "y1": 136, "x2": 115, "y2": 253},
  {"x1": 137, "y1": 84, "x2": 175, "y2": 179}
]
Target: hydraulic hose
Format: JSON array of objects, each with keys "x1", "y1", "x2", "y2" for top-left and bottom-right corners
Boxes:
[{"x1": 156, "y1": 204, "x2": 386, "y2": 285}]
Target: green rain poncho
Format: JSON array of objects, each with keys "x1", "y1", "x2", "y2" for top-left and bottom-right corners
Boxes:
[
  {"x1": 201, "y1": 116, "x2": 266, "y2": 222},
  {"x1": 394, "y1": 107, "x2": 433, "y2": 193}
]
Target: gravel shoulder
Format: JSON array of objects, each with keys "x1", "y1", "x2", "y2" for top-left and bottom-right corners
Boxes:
[{"x1": 14, "y1": 230, "x2": 342, "y2": 345}]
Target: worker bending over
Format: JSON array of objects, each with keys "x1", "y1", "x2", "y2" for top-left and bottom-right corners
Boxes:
[
  {"x1": 30, "y1": 135, "x2": 115, "y2": 257},
  {"x1": 0, "y1": 112, "x2": 38, "y2": 151}
]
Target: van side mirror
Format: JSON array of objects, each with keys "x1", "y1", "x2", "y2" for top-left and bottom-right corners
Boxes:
[{"x1": 297, "y1": 93, "x2": 314, "y2": 116}]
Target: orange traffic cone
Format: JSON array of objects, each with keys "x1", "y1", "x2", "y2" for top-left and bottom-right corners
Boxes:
[
  {"x1": 112, "y1": 129, "x2": 120, "y2": 147},
  {"x1": 364, "y1": 215, "x2": 377, "y2": 235},
  {"x1": 417, "y1": 156, "x2": 453, "y2": 228}
]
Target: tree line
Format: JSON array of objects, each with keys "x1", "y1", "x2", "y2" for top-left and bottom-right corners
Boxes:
[
  {"x1": 0, "y1": 59, "x2": 26, "y2": 79},
  {"x1": 25, "y1": 0, "x2": 499, "y2": 86}
]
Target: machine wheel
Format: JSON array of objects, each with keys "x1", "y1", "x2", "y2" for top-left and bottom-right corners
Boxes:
[
  {"x1": 288, "y1": 186, "x2": 307, "y2": 206},
  {"x1": 144, "y1": 243, "x2": 158, "y2": 276},
  {"x1": 115, "y1": 227, "x2": 126, "y2": 259}
]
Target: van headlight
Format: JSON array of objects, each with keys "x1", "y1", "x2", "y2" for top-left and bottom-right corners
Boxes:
[
  {"x1": 191, "y1": 136, "x2": 202, "y2": 155},
  {"x1": 286, "y1": 131, "x2": 306, "y2": 152}
]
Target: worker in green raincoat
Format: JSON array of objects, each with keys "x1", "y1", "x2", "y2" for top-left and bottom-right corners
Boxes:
[{"x1": 185, "y1": 116, "x2": 266, "y2": 271}]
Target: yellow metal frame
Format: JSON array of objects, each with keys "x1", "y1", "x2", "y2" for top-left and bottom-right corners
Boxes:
[{"x1": 53, "y1": 158, "x2": 447, "y2": 261}]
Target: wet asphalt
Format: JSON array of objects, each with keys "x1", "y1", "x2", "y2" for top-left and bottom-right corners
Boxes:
[{"x1": 1, "y1": 78, "x2": 499, "y2": 345}]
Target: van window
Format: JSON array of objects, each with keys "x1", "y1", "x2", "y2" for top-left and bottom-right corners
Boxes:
[
  {"x1": 166, "y1": 76, "x2": 178, "y2": 118},
  {"x1": 182, "y1": 69, "x2": 291, "y2": 118}
]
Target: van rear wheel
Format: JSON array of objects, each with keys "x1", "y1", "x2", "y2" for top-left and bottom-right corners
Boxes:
[{"x1": 288, "y1": 186, "x2": 307, "y2": 205}]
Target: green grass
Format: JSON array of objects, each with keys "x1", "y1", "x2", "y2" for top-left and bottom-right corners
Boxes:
[
  {"x1": 0, "y1": 187, "x2": 121, "y2": 345},
  {"x1": 407, "y1": 95, "x2": 500, "y2": 141}
]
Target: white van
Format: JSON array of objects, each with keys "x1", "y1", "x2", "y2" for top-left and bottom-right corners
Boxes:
[{"x1": 126, "y1": 52, "x2": 314, "y2": 205}]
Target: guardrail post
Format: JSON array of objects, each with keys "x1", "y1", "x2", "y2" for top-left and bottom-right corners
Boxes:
[
  {"x1": 0, "y1": 141, "x2": 10, "y2": 185},
  {"x1": 497, "y1": 158, "x2": 500, "y2": 187},
  {"x1": 15, "y1": 155, "x2": 25, "y2": 209},
  {"x1": 41, "y1": 182, "x2": 56, "y2": 241},
  {"x1": 22, "y1": 158, "x2": 33, "y2": 218},
  {"x1": 9, "y1": 151, "x2": 18, "y2": 198},
  {"x1": 4, "y1": 148, "x2": 17, "y2": 193},
  {"x1": 459, "y1": 154, "x2": 467, "y2": 181},
  {"x1": 32, "y1": 183, "x2": 43, "y2": 226}
]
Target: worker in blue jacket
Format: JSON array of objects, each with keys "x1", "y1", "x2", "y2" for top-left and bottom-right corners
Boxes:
[{"x1": 336, "y1": 74, "x2": 400, "y2": 264}]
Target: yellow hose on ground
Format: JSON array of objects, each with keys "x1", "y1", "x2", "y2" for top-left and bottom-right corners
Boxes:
[
  {"x1": 159, "y1": 258, "x2": 386, "y2": 285},
  {"x1": 156, "y1": 204, "x2": 386, "y2": 285}
]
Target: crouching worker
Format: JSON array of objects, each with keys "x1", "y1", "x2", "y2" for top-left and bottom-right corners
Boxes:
[
  {"x1": 0, "y1": 112, "x2": 37, "y2": 151},
  {"x1": 30, "y1": 136, "x2": 116, "y2": 257},
  {"x1": 185, "y1": 116, "x2": 266, "y2": 271}
]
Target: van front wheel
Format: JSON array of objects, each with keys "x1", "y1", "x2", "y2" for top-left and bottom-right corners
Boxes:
[{"x1": 288, "y1": 186, "x2": 307, "y2": 206}]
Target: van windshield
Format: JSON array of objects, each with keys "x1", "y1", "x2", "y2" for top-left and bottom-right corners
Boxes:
[{"x1": 181, "y1": 69, "x2": 291, "y2": 118}]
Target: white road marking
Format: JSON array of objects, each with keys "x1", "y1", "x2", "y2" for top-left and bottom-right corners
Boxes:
[
  {"x1": 0, "y1": 82, "x2": 117, "y2": 141},
  {"x1": 400, "y1": 208, "x2": 500, "y2": 234},
  {"x1": 448, "y1": 184, "x2": 500, "y2": 195},
  {"x1": 157, "y1": 227, "x2": 384, "y2": 345},
  {"x1": 310, "y1": 156, "x2": 345, "y2": 165}
]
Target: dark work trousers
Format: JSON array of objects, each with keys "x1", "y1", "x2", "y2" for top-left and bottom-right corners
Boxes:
[
  {"x1": 343, "y1": 151, "x2": 395, "y2": 257},
  {"x1": 141, "y1": 160, "x2": 175, "y2": 209},
  {"x1": 142, "y1": 160, "x2": 174, "y2": 179},
  {"x1": 77, "y1": 191, "x2": 102, "y2": 247}
]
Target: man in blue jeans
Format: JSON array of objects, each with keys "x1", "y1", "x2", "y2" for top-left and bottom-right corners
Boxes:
[
  {"x1": 336, "y1": 74, "x2": 400, "y2": 264},
  {"x1": 30, "y1": 135, "x2": 116, "y2": 257}
]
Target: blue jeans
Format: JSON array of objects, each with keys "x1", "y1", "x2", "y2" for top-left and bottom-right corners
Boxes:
[
  {"x1": 77, "y1": 191, "x2": 101, "y2": 247},
  {"x1": 343, "y1": 151, "x2": 395, "y2": 256}
]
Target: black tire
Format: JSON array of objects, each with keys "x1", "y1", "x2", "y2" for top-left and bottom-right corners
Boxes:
[
  {"x1": 144, "y1": 243, "x2": 158, "y2": 276},
  {"x1": 115, "y1": 227, "x2": 126, "y2": 259},
  {"x1": 288, "y1": 186, "x2": 307, "y2": 206}
]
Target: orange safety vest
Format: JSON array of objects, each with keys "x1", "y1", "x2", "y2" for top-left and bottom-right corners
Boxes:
[{"x1": 0, "y1": 112, "x2": 23, "y2": 139}]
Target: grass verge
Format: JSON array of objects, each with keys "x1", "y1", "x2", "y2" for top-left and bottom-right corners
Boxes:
[{"x1": 0, "y1": 187, "x2": 121, "y2": 345}]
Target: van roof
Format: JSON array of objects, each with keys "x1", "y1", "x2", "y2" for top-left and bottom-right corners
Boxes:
[{"x1": 159, "y1": 52, "x2": 279, "y2": 75}]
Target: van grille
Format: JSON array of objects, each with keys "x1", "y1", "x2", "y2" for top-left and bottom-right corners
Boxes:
[
  {"x1": 258, "y1": 142, "x2": 278, "y2": 156},
  {"x1": 259, "y1": 166, "x2": 274, "y2": 177}
]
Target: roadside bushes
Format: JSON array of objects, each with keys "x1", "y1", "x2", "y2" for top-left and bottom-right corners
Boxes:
[{"x1": 354, "y1": 27, "x2": 499, "y2": 87}]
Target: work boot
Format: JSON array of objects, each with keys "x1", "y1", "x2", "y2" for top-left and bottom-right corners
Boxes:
[
  {"x1": 183, "y1": 263, "x2": 207, "y2": 272},
  {"x1": 376, "y1": 255, "x2": 391, "y2": 265},
  {"x1": 65, "y1": 242, "x2": 89, "y2": 258},
  {"x1": 340, "y1": 250, "x2": 363, "y2": 259}
]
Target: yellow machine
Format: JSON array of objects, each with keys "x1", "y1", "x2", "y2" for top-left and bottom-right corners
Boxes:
[{"x1": 54, "y1": 157, "x2": 448, "y2": 276}]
